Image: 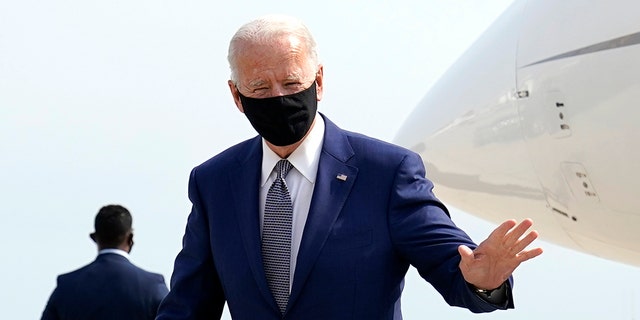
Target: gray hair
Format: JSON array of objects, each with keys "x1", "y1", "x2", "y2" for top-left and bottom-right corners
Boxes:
[{"x1": 227, "y1": 15, "x2": 319, "y2": 84}]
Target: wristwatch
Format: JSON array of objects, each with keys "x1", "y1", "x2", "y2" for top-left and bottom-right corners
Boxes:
[
  {"x1": 472, "y1": 286, "x2": 496, "y2": 297},
  {"x1": 470, "y1": 282, "x2": 505, "y2": 298}
]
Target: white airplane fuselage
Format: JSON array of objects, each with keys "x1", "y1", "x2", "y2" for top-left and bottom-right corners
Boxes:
[{"x1": 394, "y1": 0, "x2": 640, "y2": 267}]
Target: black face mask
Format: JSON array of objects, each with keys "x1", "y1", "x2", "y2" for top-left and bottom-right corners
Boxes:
[{"x1": 238, "y1": 82, "x2": 318, "y2": 146}]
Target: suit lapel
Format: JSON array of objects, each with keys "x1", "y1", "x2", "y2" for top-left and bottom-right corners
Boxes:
[
  {"x1": 287, "y1": 116, "x2": 358, "y2": 310},
  {"x1": 228, "y1": 137, "x2": 279, "y2": 311}
]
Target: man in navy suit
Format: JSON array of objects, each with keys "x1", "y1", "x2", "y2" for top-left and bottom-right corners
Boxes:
[
  {"x1": 156, "y1": 15, "x2": 543, "y2": 319},
  {"x1": 41, "y1": 204, "x2": 169, "y2": 320}
]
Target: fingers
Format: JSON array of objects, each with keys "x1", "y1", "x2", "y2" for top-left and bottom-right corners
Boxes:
[
  {"x1": 504, "y1": 219, "x2": 543, "y2": 262},
  {"x1": 510, "y1": 228, "x2": 539, "y2": 254},
  {"x1": 487, "y1": 218, "x2": 542, "y2": 261},
  {"x1": 504, "y1": 218, "x2": 534, "y2": 245},
  {"x1": 518, "y1": 247, "x2": 544, "y2": 262},
  {"x1": 488, "y1": 219, "x2": 517, "y2": 240}
]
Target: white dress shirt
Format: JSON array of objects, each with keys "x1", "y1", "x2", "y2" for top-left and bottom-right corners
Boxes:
[
  {"x1": 98, "y1": 248, "x2": 130, "y2": 259},
  {"x1": 260, "y1": 114, "x2": 325, "y2": 291}
]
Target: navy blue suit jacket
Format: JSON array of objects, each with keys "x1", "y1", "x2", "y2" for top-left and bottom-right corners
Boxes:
[
  {"x1": 42, "y1": 253, "x2": 168, "y2": 320},
  {"x1": 157, "y1": 115, "x2": 513, "y2": 319}
]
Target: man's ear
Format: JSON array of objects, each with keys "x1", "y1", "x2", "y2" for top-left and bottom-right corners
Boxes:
[
  {"x1": 127, "y1": 233, "x2": 134, "y2": 253},
  {"x1": 315, "y1": 65, "x2": 324, "y2": 101},
  {"x1": 89, "y1": 232, "x2": 97, "y2": 244},
  {"x1": 228, "y1": 80, "x2": 244, "y2": 113}
]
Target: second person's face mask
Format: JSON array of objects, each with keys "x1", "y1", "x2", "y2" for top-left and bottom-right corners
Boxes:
[{"x1": 238, "y1": 82, "x2": 318, "y2": 146}]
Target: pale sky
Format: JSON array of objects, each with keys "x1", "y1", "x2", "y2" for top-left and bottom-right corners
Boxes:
[{"x1": 1, "y1": 0, "x2": 638, "y2": 319}]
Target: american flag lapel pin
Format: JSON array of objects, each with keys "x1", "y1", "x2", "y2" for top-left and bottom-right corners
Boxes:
[{"x1": 336, "y1": 174, "x2": 348, "y2": 181}]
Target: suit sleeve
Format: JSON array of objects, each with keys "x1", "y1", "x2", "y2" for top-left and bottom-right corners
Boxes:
[
  {"x1": 156, "y1": 167, "x2": 226, "y2": 319},
  {"x1": 388, "y1": 152, "x2": 514, "y2": 313}
]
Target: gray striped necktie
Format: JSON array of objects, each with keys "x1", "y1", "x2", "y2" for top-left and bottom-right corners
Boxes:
[{"x1": 262, "y1": 159, "x2": 293, "y2": 314}]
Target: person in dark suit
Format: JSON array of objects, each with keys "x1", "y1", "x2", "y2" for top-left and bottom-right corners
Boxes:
[
  {"x1": 156, "y1": 15, "x2": 543, "y2": 319},
  {"x1": 41, "y1": 204, "x2": 169, "y2": 320}
]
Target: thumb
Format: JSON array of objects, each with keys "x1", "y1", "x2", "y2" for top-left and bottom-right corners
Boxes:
[{"x1": 458, "y1": 245, "x2": 474, "y2": 263}]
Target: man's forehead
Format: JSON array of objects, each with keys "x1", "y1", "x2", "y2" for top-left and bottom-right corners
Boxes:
[{"x1": 244, "y1": 71, "x2": 306, "y2": 88}]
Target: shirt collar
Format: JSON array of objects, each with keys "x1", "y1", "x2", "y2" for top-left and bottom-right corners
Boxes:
[
  {"x1": 261, "y1": 113, "x2": 325, "y2": 186},
  {"x1": 98, "y1": 248, "x2": 130, "y2": 260}
]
